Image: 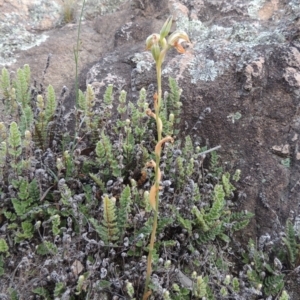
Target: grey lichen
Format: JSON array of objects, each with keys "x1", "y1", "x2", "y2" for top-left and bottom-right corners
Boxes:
[
  {"x1": 83, "y1": 0, "x2": 127, "y2": 18},
  {"x1": 0, "y1": 0, "x2": 128, "y2": 67},
  {"x1": 0, "y1": 0, "x2": 61, "y2": 66},
  {"x1": 175, "y1": 14, "x2": 286, "y2": 83},
  {"x1": 0, "y1": 25, "x2": 49, "y2": 66},
  {"x1": 247, "y1": 0, "x2": 266, "y2": 19},
  {"x1": 288, "y1": 0, "x2": 300, "y2": 14},
  {"x1": 189, "y1": 57, "x2": 219, "y2": 82},
  {"x1": 131, "y1": 52, "x2": 154, "y2": 74}
]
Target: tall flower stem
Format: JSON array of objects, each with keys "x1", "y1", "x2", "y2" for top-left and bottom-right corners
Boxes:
[
  {"x1": 143, "y1": 17, "x2": 189, "y2": 299},
  {"x1": 143, "y1": 61, "x2": 162, "y2": 299}
]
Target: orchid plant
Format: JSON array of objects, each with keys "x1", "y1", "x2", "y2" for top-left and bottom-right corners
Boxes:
[{"x1": 143, "y1": 16, "x2": 190, "y2": 299}]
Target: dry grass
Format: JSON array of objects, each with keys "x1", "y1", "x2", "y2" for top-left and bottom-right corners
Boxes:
[{"x1": 61, "y1": 0, "x2": 77, "y2": 24}]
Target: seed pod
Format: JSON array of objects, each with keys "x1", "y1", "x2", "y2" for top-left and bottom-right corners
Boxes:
[{"x1": 151, "y1": 43, "x2": 161, "y2": 62}]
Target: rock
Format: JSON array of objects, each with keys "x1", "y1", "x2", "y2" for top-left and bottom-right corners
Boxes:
[
  {"x1": 85, "y1": 0, "x2": 300, "y2": 244},
  {"x1": 243, "y1": 57, "x2": 265, "y2": 91},
  {"x1": 272, "y1": 144, "x2": 290, "y2": 157},
  {"x1": 0, "y1": 0, "x2": 62, "y2": 65}
]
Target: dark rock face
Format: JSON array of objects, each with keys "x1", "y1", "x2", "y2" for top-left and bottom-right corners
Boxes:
[{"x1": 87, "y1": 0, "x2": 300, "y2": 245}]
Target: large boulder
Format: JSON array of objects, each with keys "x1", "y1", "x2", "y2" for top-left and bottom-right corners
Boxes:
[{"x1": 86, "y1": 0, "x2": 300, "y2": 244}]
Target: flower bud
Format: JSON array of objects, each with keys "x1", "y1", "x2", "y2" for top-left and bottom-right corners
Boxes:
[
  {"x1": 145, "y1": 33, "x2": 160, "y2": 50},
  {"x1": 160, "y1": 16, "x2": 173, "y2": 39},
  {"x1": 223, "y1": 275, "x2": 231, "y2": 285},
  {"x1": 151, "y1": 43, "x2": 161, "y2": 62},
  {"x1": 25, "y1": 130, "x2": 32, "y2": 140},
  {"x1": 126, "y1": 281, "x2": 134, "y2": 298},
  {"x1": 164, "y1": 260, "x2": 171, "y2": 268},
  {"x1": 169, "y1": 113, "x2": 174, "y2": 123},
  {"x1": 160, "y1": 37, "x2": 167, "y2": 49}
]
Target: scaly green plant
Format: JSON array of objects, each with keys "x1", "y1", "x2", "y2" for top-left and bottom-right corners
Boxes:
[
  {"x1": 282, "y1": 219, "x2": 300, "y2": 268},
  {"x1": 89, "y1": 195, "x2": 120, "y2": 244},
  {"x1": 0, "y1": 255, "x2": 4, "y2": 277},
  {"x1": 10, "y1": 178, "x2": 39, "y2": 219},
  {"x1": 91, "y1": 86, "x2": 151, "y2": 183},
  {"x1": 96, "y1": 131, "x2": 122, "y2": 178},
  {"x1": 35, "y1": 85, "x2": 57, "y2": 149},
  {"x1": 210, "y1": 150, "x2": 223, "y2": 178},
  {"x1": 15, "y1": 65, "x2": 30, "y2": 107},
  {"x1": 0, "y1": 67, "x2": 18, "y2": 116},
  {"x1": 0, "y1": 238, "x2": 9, "y2": 256},
  {"x1": 36, "y1": 240, "x2": 58, "y2": 256},
  {"x1": 161, "y1": 77, "x2": 182, "y2": 136},
  {"x1": 128, "y1": 88, "x2": 149, "y2": 142},
  {"x1": 32, "y1": 287, "x2": 51, "y2": 300},
  {"x1": 193, "y1": 275, "x2": 208, "y2": 298},
  {"x1": 78, "y1": 84, "x2": 96, "y2": 133},
  {"x1": 8, "y1": 122, "x2": 22, "y2": 175},
  {"x1": 143, "y1": 16, "x2": 190, "y2": 299},
  {"x1": 244, "y1": 239, "x2": 285, "y2": 296},
  {"x1": 0, "y1": 140, "x2": 7, "y2": 181},
  {"x1": 117, "y1": 185, "x2": 132, "y2": 239},
  {"x1": 54, "y1": 282, "x2": 66, "y2": 298},
  {"x1": 279, "y1": 290, "x2": 290, "y2": 300},
  {"x1": 14, "y1": 220, "x2": 34, "y2": 243},
  {"x1": 4, "y1": 177, "x2": 41, "y2": 244},
  {"x1": 0, "y1": 67, "x2": 11, "y2": 99},
  {"x1": 190, "y1": 178, "x2": 253, "y2": 245}
]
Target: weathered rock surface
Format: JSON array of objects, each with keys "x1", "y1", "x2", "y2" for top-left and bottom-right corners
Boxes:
[
  {"x1": 0, "y1": 0, "x2": 127, "y2": 68},
  {"x1": 1, "y1": 0, "x2": 300, "y2": 296},
  {"x1": 86, "y1": 0, "x2": 300, "y2": 247}
]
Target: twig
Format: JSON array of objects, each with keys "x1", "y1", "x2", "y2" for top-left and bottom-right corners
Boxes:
[{"x1": 199, "y1": 145, "x2": 221, "y2": 156}]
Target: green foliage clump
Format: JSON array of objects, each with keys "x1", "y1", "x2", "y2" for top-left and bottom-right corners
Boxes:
[
  {"x1": 0, "y1": 238, "x2": 9, "y2": 255},
  {"x1": 0, "y1": 26, "x2": 291, "y2": 299},
  {"x1": 243, "y1": 239, "x2": 285, "y2": 296},
  {"x1": 54, "y1": 282, "x2": 66, "y2": 297},
  {"x1": 282, "y1": 219, "x2": 300, "y2": 267},
  {"x1": 36, "y1": 241, "x2": 58, "y2": 256},
  {"x1": 90, "y1": 195, "x2": 120, "y2": 244},
  {"x1": 0, "y1": 255, "x2": 4, "y2": 276},
  {"x1": 32, "y1": 287, "x2": 51, "y2": 300}
]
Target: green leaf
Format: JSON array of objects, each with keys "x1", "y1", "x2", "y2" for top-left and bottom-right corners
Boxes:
[
  {"x1": 8, "y1": 288, "x2": 18, "y2": 300},
  {"x1": 32, "y1": 287, "x2": 51, "y2": 300},
  {"x1": 0, "y1": 255, "x2": 4, "y2": 276},
  {"x1": 11, "y1": 198, "x2": 28, "y2": 216},
  {"x1": 103, "y1": 84, "x2": 113, "y2": 105},
  {"x1": 90, "y1": 195, "x2": 119, "y2": 244},
  {"x1": 0, "y1": 67, "x2": 11, "y2": 99},
  {"x1": 36, "y1": 241, "x2": 58, "y2": 256},
  {"x1": 8, "y1": 122, "x2": 22, "y2": 156},
  {"x1": 117, "y1": 185, "x2": 131, "y2": 238},
  {"x1": 54, "y1": 282, "x2": 66, "y2": 297},
  {"x1": 45, "y1": 85, "x2": 57, "y2": 122},
  {"x1": 97, "y1": 280, "x2": 111, "y2": 289},
  {"x1": 0, "y1": 238, "x2": 9, "y2": 254},
  {"x1": 15, "y1": 67, "x2": 30, "y2": 106}
]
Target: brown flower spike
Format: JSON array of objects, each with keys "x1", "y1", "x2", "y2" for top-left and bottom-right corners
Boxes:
[{"x1": 143, "y1": 17, "x2": 190, "y2": 300}]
